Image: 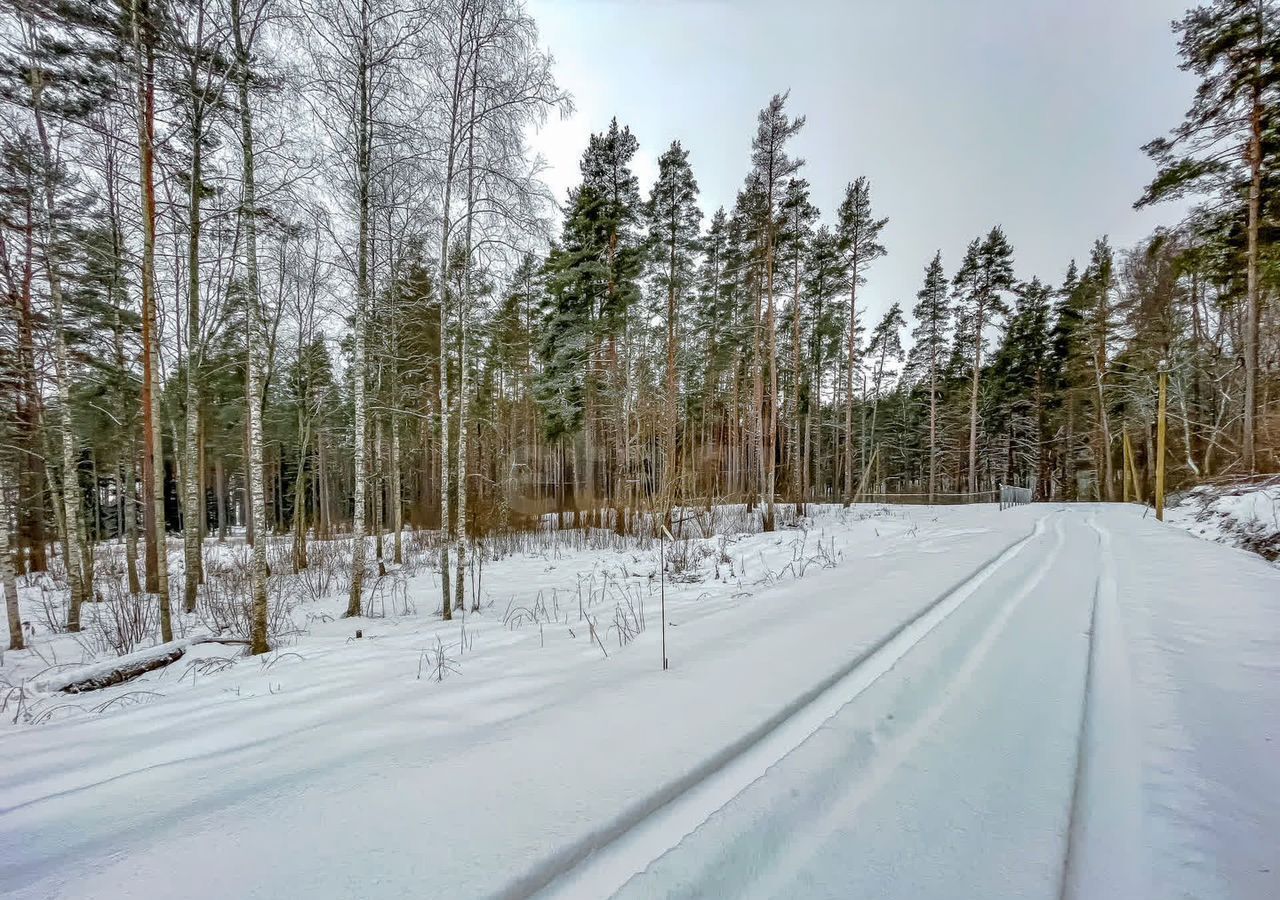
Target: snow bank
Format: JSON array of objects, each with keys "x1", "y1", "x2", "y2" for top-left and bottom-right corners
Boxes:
[{"x1": 1167, "y1": 478, "x2": 1280, "y2": 561}]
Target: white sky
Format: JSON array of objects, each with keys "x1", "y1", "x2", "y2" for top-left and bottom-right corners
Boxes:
[{"x1": 526, "y1": 0, "x2": 1196, "y2": 326}]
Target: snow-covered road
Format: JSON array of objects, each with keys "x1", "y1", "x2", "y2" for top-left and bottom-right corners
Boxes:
[
  {"x1": 597, "y1": 511, "x2": 1092, "y2": 899},
  {"x1": 2, "y1": 505, "x2": 1276, "y2": 899}
]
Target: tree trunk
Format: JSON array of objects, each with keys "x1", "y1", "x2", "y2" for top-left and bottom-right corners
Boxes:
[
  {"x1": 346, "y1": 0, "x2": 374, "y2": 620},
  {"x1": 2, "y1": 471, "x2": 24, "y2": 650},
  {"x1": 843, "y1": 273, "x2": 857, "y2": 506},
  {"x1": 928, "y1": 366, "x2": 937, "y2": 503},
  {"x1": 183, "y1": 41, "x2": 205, "y2": 613},
  {"x1": 968, "y1": 304, "x2": 984, "y2": 494},
  {"x1": 1243, "y1": 9, "x2": 1263, "y2": 472},
  {"x1": 232, "y1": 0, "x2": 270, "y2": 653},
  {"x1": 390, "y1": 412, "x2": 402, "y2": 565},
  {"x1": 27, "y1": 59, "x2": 88, "y2": 633}
]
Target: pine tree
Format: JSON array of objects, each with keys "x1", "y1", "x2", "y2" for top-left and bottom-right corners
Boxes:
[
  {"x1": 835, "y1": 176, "x2": 887, "y2": 504},
  {"x1": 801, "y1": 225, "x2": 845, "y2": 499},
  {"x1": 1050, "y1": 260, "x2": 1088, "y2": 498},
  {"x1": 911, "y1": 252, "x2": 950, "y2": 501},
  {"x1": 1082, "y1": 237, "x2": 1118, "y2": 500},
  {"x1": 866, "y1": 302, "x2": 906, "y2": 484},
  {"x1": 577, "y1": 118, "x2": 644, "y2": 524},
  {"x1": 748, "y1": 93, "x2": 804, "y2": 530},
  {"x1": 953, "y1": 226, "x2": 1015, "y2": 492},
  {"x1": 777, "y1": 178, "x2": 818, "y2": 510},
  {"x1": 645, "y1": 140, "x2": 701, "y2": 509},
  {"x1": 1138, "y1": 0, "x2": 1280, "y2": 471}
]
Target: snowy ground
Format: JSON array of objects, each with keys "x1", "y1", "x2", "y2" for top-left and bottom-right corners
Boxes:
[
  {"x1": 1, "y1": 504, "x2": 1276, "y2": 899},
  {"x1": 1167, "y1": 478, "x2": 1280, "y2": 562}
]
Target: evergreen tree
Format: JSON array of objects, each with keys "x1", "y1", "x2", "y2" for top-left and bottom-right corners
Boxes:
[
  {"x1": 953, "y1": 226, "x2": 1015, "y2": 492},
  {"x1": 991, "y1": 277, "x2": 1054, "y2": 493},
  {"x1": 645, "y1": 139, "x2": 701, "y2": 504},
  {"x1": 1081, "y1": 237, "x2": 1119, "y2": 499},
  {"x1": 910, "y1": 251, "x2": 950, "y2": 500},
  {"x1": 866, "y1": 302, "x2": 906, "y2": 473},
  {"x1": 1138, "y1": 0, "x2": 1280, "y2": 471},
  {"x1": 777, "y1": 177, "x2": 818, "y2": 508},
  {"x1": 801, "y1": 225, "x2": 846, "y2": 499},
  {"x1": 835, "y1": 176, "x2": 887, "y2": 504},
  {"x1": 747, "y1": 93, "x2": 804, "y2": 530}
]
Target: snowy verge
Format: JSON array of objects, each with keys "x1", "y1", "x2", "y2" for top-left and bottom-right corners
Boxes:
[{"x1": 1167, "y1": 477, "x2": 1280, "y2": 561}]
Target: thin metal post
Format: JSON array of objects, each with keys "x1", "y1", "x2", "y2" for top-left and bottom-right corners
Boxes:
[
  {"x1": 1156, "y1": 361, "x2": 1168, "y2": 521},
  {"x1": 660, "y1": 525, "x2": 669, "y2": 670}
]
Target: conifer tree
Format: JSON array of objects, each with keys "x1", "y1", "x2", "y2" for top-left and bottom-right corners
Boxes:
[
  {"x1": 1138, "y1": 0, "x2": 1280, "y2": 471},
  {"x1": 953, "y1": 226, "x2": 1015, "y2": 492},
  {"x1": 835, "y1": 176, "x2": 887, "y2": 504},
  {"x1": 866, "y1": 302, "x2": 906, "y2": 476},
  {"x1": 992, "y1": 277, "x2": 1055, "y2": 493},
  {"x1": 777, "y1": 178, "x2": 818, "y2": 510},
  {"x1": 911, "y1": 252, "x2": 950, "y2": 501},
  {"x1": 1082, "y1": 237, "x2": 1118, "y2": 499},
  {"x1": 645, "y1": 140, "x2": 701, "y2": 507},
  {"x1": 747, "y1": 93, "x2": 804, "y2": 530}
]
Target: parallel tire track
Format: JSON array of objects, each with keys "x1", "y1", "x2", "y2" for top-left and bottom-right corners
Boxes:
[{"x1": 513, "y1": 513, "x2": 1057, "y2": 900}]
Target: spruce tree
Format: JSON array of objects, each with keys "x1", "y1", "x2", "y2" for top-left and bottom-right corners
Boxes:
[{"x1": 992, "y1": 277, "x2": 1054, "y2": 493}]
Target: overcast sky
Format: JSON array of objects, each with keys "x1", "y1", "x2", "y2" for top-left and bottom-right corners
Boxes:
[{"x1": 525, "y1": 0, "x2": 1196, "y2": 327}]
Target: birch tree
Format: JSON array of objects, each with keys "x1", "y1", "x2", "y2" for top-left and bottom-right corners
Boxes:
[{"x1": 228, "y1": 0, "x2": 272, "y2": 653}]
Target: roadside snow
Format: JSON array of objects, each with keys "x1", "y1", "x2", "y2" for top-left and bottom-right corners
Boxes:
[{"x1": 1167, "y1": 479, "x2": 1280, "y2": 562}]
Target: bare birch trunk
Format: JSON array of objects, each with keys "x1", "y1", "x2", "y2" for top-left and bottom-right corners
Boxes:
[
  {"x1": 345, "y1": 0, "x2": 372, "y2": 620},
  {"x1": 27, "y1": 57, "x2": 88, "y2": 632},
  {"x1": 232, "y1": 0, "x2": 270, "y2": 653},
  {"x1": 1, "y1": 471, "x2": 23, "y2": 650},
  {"x1": 182, "y1": 30, "x2": 206, "y2": 613},
  {"x1": 391, "y1": 412, "x2": 402, "y2": 565}
]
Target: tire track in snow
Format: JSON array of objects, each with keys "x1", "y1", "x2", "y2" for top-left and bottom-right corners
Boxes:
[
  {"x1": 519, "y1": 511, "x2": 1056, "y2": 900},
  {"x1": 1059, "y1": 515, "x2": 1145, "y2": 900},
  {"x1": 720, "y1": 513, "x2": 1072, "y2": 900}
]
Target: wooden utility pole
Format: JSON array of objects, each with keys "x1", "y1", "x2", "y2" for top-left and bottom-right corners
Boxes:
[
  {"x1": 1156, "y1": 362, "x2": 1168, "y2": 521},
  {"x1": 1123, "y1": 430, "x2": 1142, "y2": 503}
]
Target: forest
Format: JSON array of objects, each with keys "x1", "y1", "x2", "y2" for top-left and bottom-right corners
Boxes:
[{"x1": 1, "y1": 0, "x2": 1277, "y2": 654}]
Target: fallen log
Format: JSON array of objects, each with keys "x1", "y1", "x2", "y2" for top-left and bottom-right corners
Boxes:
[{"x1": 36, "y1": 636, "x2": 252, "y2": 694}]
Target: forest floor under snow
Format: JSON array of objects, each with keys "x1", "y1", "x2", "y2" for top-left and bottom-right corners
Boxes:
[{"x1": 1, "y1": 503, "x2": 1277, "y2": 899}]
